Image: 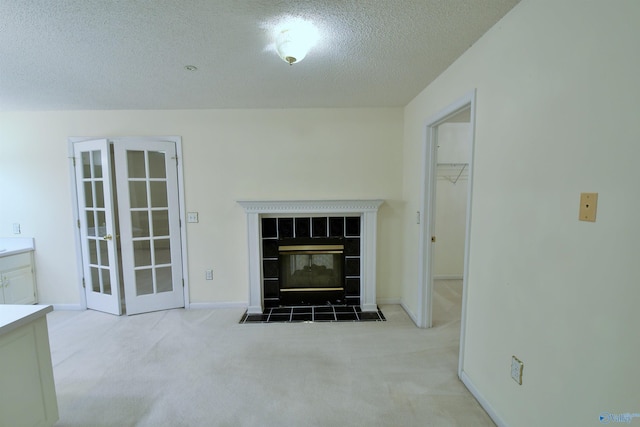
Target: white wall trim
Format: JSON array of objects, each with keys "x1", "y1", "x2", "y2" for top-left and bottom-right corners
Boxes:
[
  {"x1": 189, "y1": 302, "x2": 248, "y2": 310},
  {"x1": 434, "y1": 275, "x2": 464, "y2": 280},
  {"x1": 460, "y1": 371, "x2": 507, "y2": 427},
  {"x1": 416, "y1": 90, "x2": 476, "y2": 381},
  {"x1": 400, "y1": 302, "x2": 419, "y2": 325},
  {"x1": 67, "y1": 139, "x2": 88, "y2": 311},
  {"x1": 238, "y1": 199, "x2": 384, "y2": 214},
  {"x1": 237, "y1": 199, "x2": 384, "y2": 314},
  {"x1": 417, "y1": 90, "x2": 476, "y2": 329},
  {"x1": 376, "y1": 298, "x2": 401, "y2": 305},
  {"x1": 52, "y1": 304, "x2": 83, "y2": 311}
]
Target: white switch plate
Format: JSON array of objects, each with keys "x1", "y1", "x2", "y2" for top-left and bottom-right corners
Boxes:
[
  {"x1": 511, "y1": 355, "x2": 523, "y2": 385},
  {"x1": 205, "y1": 269, "x2": 213, "y2": 280},
  {"x1": 12, "y1": 223, "x2": 21, "y2": 234},
  {"x1": 187, "y1": 212, "x2": 199, "y2": 223}
]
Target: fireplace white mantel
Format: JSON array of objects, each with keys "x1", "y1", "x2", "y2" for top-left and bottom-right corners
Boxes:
[{"x1": 237, "y1": 199, "x2": 384, "y2": 314}]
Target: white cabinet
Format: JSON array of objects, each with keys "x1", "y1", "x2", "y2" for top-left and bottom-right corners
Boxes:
[
  {"x1": 0, "y1": 252, "x2": 37, "y2": 304},
  {"x1": 0, "y1": 305, "x2": 58, "y2": 427}
]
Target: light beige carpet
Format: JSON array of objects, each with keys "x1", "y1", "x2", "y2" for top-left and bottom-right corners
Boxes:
[{"x1": 46, "y1": 280, "x2": 494, "y2": 426}]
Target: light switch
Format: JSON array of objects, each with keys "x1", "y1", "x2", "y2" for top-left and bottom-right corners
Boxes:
[
  {"x1": 579, "y1": 193, "x2": 598, "y2": 222},
  {"x1": 511, "y1": 355, "x2": 523, "y2": 385},
  {"x1": 187, "y1": 212, "x2": 199, "y2": 223},
  {"x1": 12, "y1": 223, "x2": 21, "y2": 234}
]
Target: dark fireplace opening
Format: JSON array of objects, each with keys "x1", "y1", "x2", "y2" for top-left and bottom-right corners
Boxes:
[
  {"x1": 261, "y1": 216, "x2": 361, "y2": 308},
  {"x1": 278, "y1": 238, "x2": 345, "y2": 305}
]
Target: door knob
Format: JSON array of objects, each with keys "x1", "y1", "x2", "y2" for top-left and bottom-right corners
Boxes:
[
  {"x1": 102, "y1": 234, "x2": 113, "y2": 241},
  {"x1": 431, "y1": 236, "x2": 436, "y2": 242}
]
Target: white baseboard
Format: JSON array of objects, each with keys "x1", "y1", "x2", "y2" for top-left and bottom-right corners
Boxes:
[
  {"x1": 434, "y1": 275, "x2": 463, "y2": 280},
  {"x1": 400, "y1": 301, "x2": 419, "y2": 326},
  {"x1": 51, "y1": 304, "x2": 83, "y2": 311},
  {"x1": 460, "y1": 370, "x2": 507, "y2": 427},
  {"x1": 376, "y1": 298, "x2": 401, "y2": 305},
  {"x1": 188, "y1": 301, "x2": 248, "y2": 310}
]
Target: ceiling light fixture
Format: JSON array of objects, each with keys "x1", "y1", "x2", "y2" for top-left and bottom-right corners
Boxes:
[
  {"x1": 184, "y1": 65, "x2": 198, "y2": 71},
  {"x1": 274, "y1": 19, "x2": 319, "y2": 65}
]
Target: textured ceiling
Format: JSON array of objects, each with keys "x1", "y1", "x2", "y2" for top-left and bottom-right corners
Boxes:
[{"x1": 0, "y1": 0, "x2": 519, "y2": 110}]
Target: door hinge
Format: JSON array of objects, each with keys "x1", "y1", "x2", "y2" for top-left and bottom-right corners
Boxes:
[
  {"x1": 182, "y1": 279, "x2": 185, "y2": 288},
  {"x1": 82, "y1": 277, "x2": 86, "y2": 288},
  {"x1": 77, "y1": 219, "x2": 81, "y2": 229}
]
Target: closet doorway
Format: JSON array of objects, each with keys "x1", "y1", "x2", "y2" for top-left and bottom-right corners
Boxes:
[
  {"x1": 69, "y1": 137, "x2": 187, "y2": 315},
  {"x1": 417, "y1": 90, "x2": 476, "y2": 375}
]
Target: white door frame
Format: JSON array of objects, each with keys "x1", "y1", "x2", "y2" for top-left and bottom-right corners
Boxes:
[
  {"x1": 417, "y1": 90, "x2": 476, "y2": 375},
  {"x1": 68, "y1": 136, "x2": 190, "y2": 312}
]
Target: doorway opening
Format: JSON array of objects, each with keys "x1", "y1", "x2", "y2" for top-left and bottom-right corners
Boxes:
[
  {"x1": 68, "y1": 137, "x2": 189, "y2": 316},
  {"x1": 417, "y1": 90, "x2": 476, "y2": 377},
  {"x1": 432, "y1": 111, "x2": 470, "y2": 327}
]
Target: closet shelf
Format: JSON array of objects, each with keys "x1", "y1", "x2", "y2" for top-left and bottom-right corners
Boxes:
[{"x1": 437, "y1": 163, "x2": 468, "y2": 184}]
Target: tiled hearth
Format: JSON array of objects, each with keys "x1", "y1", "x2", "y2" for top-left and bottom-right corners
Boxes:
[
  {"x1": 240, "y1": 305, "x2": 386, "y2": 323},
  {"x1": 238, "y1": 200, "x2": 384, "y2": 314}
]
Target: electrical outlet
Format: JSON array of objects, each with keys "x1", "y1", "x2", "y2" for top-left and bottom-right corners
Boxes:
[
  {"x1": 187, "y1": 212, "x2": 199, "y2": 223},
  {"x1": 205, "y1": 269, "x2": 213, "y2": 280},
  {"x1": 511, "y1": 356, "x2": 524, "y2": 385}
]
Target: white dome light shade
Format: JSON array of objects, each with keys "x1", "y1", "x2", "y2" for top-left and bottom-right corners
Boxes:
[{"x1": 274, "y1": 20, "x2": 320, "y2": 65}]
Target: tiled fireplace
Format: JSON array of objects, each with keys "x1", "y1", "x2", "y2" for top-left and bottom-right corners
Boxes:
[{"x1": 238, "y1": 200, "x2": 384, "y2": 314}]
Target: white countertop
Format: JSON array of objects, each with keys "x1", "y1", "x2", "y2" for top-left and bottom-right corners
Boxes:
[
  {"x1": 0, "y1": 237, "x2": 35, "y2": 257},
  {"x1": 0, "y1": 305, "x2": 53, "y2": 336}
]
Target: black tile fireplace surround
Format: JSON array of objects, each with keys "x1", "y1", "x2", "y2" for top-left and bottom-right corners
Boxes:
[{"x1": 261, "y1": 216, "x2": 361, "y2": 308}]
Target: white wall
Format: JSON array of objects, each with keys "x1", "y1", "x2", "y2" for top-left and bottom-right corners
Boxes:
[
  {"x1": 402, "y1": 0, "x2": 640, "y2": 425},
  {"x1": 434, "y1": 123, "x2": 469, "y2": 278},
  {"x1": 0, "y1": 108, "x2": 403, "y2": 307}
]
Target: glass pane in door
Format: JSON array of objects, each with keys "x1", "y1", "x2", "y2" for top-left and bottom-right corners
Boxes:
[
  {"x1": 148, "y1": 151, "x2": 166, "y2": 178},
  {"x1": 152, "y1": 210, "x2": 170, "y2": 236},
  {"x1": 127, "y1": 151, "x2": 146, "y2": 178},
  {"x1": 92, "y1": 151, "x2": 103, "y2": 178},
  {"x1": 102, "y1": 269, "x2": 112, "y2": 295},
  {"x1": 150, "y1": 182, "x2": 168, "y2": 207},
  {"x1": 133, "y1": 241, "x2": 151, "y2": 266},
  {"x1": 129, "y1": 182, "x2": 148, "y2": 208},
  {"x1": 91, "y1": 267, "x2": 100, "y2": 292},
  {"x1": 131, "y1": 211, "x2": 150, "y2": 237},
  {"x1": 154, "y1": 239, "x2": 171, "y2": 264},
  {"x1": 135, "y1": 269, "x2": 153, "y2": 296},
  {"x1": 156, "y1": 267, "x2": 173, "y2": 293}
]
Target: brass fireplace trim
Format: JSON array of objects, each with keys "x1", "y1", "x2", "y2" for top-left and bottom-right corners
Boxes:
[
  {"x1": 279, "y1": 244, "x2": 344, "y2": 252},
  {"x1": 280, "y1": 251, "x2": 343, "y2": 255}
]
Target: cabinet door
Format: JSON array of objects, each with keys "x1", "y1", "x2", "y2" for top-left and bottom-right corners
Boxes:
[{"x1": 3, "y1": 267, "x2": 36, "y2": 304}]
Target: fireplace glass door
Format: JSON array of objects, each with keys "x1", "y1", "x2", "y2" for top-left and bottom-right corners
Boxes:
[{"x1": 279, "y1": 244, "x2": 344, "y2": 292}]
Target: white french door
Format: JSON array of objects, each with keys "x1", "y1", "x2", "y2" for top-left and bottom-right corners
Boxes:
[
  {"x1": 74, "y1": 139, "x2": 122, "y2": 315},
  {"x1": 114, "y1": 140, "x2": 184, "y2": 315},
  {"x1": 73, "y1": 138, "x2": 184, "y2": 315}
]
